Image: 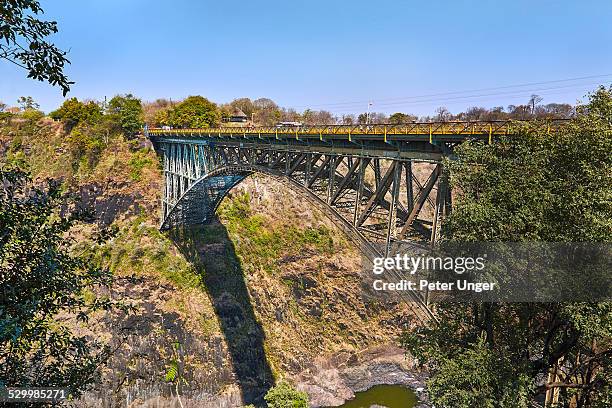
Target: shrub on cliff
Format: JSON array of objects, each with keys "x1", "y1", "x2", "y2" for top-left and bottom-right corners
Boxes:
[{"x1": 264, "y1": 381, "x2": 309, "y2": 408}]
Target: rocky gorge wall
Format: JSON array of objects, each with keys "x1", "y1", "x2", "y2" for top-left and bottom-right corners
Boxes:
[{"x1": 0, "y1": 118, "x2": 427, "y2": 407}]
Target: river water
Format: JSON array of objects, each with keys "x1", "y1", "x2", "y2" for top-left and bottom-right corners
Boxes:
[{"x1": 333, "y1": 384, "x2": 417, "y2": 408}]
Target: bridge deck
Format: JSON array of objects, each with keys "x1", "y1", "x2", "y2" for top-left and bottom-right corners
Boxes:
[{"x1": 147, "y1": 119, "x2": 567, "y2": 144}]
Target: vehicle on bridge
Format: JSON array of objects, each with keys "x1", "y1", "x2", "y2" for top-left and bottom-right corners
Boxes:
[{"x1": 276, "y1": 121, "x2": 303, "y2": 128}]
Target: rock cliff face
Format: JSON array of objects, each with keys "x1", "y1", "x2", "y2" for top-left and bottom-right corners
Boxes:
[{"x1": 1, "y1": 119, "x2": 426, "y2": 407}]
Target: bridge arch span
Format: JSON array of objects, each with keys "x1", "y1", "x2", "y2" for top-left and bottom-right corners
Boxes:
[
  {"x1": 163, "y1": 163, "x2": 434, "y2": 320},
  {"x1": 162, "y1": 163, "x2": 378, "y2": 257},
  {"x1": 150, "y1": 135, "x2": 467, "y2": 321}
]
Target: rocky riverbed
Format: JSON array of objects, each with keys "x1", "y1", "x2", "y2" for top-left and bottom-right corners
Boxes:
[{"x1": 292, "y1": 344, "x2": 429, "y2": 407}]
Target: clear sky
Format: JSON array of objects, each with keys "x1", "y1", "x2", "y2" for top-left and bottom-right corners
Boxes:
[{"x1": 1, "y1": 0, "x2": 611, "y2": 115}]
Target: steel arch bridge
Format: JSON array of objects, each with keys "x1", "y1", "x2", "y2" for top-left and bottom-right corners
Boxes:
[{"x1": 147, "y1": 120, "x2": 565, "y2": 319}]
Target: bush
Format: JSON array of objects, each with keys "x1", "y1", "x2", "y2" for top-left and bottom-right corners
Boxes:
[
  {"x1": 264, "y1": 381, "x2": 309, "y2": 408},
  {"x1": 127, "y1": 149, "x2": 154, "y2": 181},
  {"x1": 50, "y1": 98, "x2": 102, "y2": 130},
  {"x1": 20, "y1": 109, "x2": 44, "y2": 122},
  {"x1": 67, "y1": 128, "x2": 106, "y2": 171}
]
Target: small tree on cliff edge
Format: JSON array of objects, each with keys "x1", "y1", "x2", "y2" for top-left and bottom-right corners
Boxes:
[
  {"x1": 401, "y1": 87, "x2": 612, "y2": 408},
  {"x1": 107, "y1": 94, "x2": 144, "y2": 138}
]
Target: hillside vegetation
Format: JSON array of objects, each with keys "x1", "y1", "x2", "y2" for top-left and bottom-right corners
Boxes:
[{"x1": 0, "y1": 108, "x2": 417, "y2": 407}]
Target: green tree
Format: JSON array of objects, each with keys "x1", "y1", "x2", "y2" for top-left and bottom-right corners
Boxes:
[
  {"x1": 389, "y1": 112, "x2": 417, "y2": 124},
  {"x1": 17, "y1": 96, "x2": 39, "y2": 110},
  {"x1": 264, "y1": 381, "x2": 309, "y2": 408},
  {"x1": 152, "y1": 108, "x2": 171, "y2": 127},
  {"x1": 168, "y1": 96, "x2": 221, "y2": 128},
  {"x1": 50, "y1": 97, "x2": 102, "y2": 130},
  {"x1": 107, "y1": 94, "x2": 144, "y2": 137},
  {"x1": 0, "y1": 167, "x2": 128, "y2": 398},
  {"x1": 253, "y1": 98, "x2": 280, "y2": 126},
  {"x1": 0, "y1": 0, "x2": 72, "y2": 95},
  {"x1": 229, "y1": 97, "x2": 255, "y2": 117},
  {"x1": 402, "y1": 87, "x2": 612, "y2": 407}
]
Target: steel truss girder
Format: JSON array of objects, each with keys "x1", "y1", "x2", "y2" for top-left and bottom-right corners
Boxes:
[
  {"x1": 154, "y1": 139, "x2": 450, "y2": 321},
  {"x1": 158, "y1": 140, "x2": 448, "y2": 245}
]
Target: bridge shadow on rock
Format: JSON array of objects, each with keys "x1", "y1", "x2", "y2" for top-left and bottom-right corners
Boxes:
[{"x1": 168, "y1": 219, "x2": 274, "y2": 406}]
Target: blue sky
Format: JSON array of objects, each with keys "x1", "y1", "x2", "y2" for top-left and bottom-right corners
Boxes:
[{"x1": 1, "y1": 0, "x2": 611, "y2": 115}]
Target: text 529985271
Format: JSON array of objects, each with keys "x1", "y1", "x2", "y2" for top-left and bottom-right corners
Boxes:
[{"x1": 0, "y1": 387, "x2": 68, "y2": 402}]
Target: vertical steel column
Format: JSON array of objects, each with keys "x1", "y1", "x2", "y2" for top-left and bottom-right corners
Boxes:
[
  {"x1": 385, "y1": 161, "x2": 401, "y2": 257},
  {"x1": 179, "y1": 144, "x2": 187, "y2": 197},
  {"x1": 162, "y1": 143, "x2": 169, "y2": 220},
  {"x1": 430, "y1": 165, "x2": 447, "y2": 246},
  {"x1": 398, "y1": 163, "x2": 441, "y2": 240},
  {"x1": 406, "y1": 161, "x2": 414, "y2": 213},
  {"x1": 327, "y1": 155, "x2": 338, "y2": 203},
  {"x1": 353, "y1": 157, "x2": 366, "y2": 226},
  {"x1": 374, "y1": 159, "x2": 382, "y2": 189},
  {"x1": 170, "y1": 143, "x2": 178, "y2": 202},
  {"x1": 189, "y1": 144, "x2": 196, "y2": 180},
  {"x1": 194, "y1": 146, "x2": 201, "y2": 179},
  {"x1": 304, "y1": 153, "x2": 312, "y2": 186},
  {"x1": 198, "y1": 145, "x2": 208, "y2": 174}
]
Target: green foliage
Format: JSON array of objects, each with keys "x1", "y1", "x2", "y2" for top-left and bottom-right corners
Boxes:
[
  {"x1": 402, "y1": 87, "x2": 612, "y2": 407},
  {"x1": 163, "y1": 341, "x2": 187, "y2": 406},
  {"x1": 217, "y1": 192, "x2": 337, "y2": 275},
  {"x1": 165, "y1": 360, "x2": 179, "y2": 382},
  {"x1": 0, "y1": 112, "x2": 14, "y2": 121},
  {"x1": 0, "y1": 167, "x2": 127, "y2": 396},
  {"x1": 19, "y1": 108, "x2": 44, "y2": 122},
  {"x1": 128, "y1": 149, "x2": 154, "y2": 181},
  {"x1": 17, "y1": 96, "x2": 39, "y2": 110},
  {"x1": 96, "y1": 216, "x2": 201, "y2": 290},
  {"x1": 107, "y1": 94, "x2": 144, "y2": 137},
  {"x1": 425, "y1": 335, "x2": 532, "y2": 408},
  {"x1": 0, "y1": 1, "x2": 72, "y2": 94},
  {"x1": 389, "y1": 112, "x2": 417, "y2": 124},
  {"x1": 264, "y1": 381, "x2": 309, "y2": 408},
  {"x1": 67, "y1": 128, "x2": 106, "y2": 171},
  {"x1": 50, "y1": 97, "x2": 102, "y2": 130},
  {"x1": 444, "y1": 87, "x2": 611, "y2": 242},
  {"x1": 168, "y1": 96, "x2": 221, "y2": 128},
  {"x1": 153, "y1": 107, "x2": 171, "y2": 127}
]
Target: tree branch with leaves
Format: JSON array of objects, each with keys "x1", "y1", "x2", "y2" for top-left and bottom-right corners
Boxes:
[{"x1": 1, "y1": 0, "x2": 73, "y2": 95}]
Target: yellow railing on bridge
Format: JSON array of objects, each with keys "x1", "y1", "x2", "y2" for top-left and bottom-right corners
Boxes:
[{"x1": 147, "y1": 119, "x2": 569, "y2": 141}]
